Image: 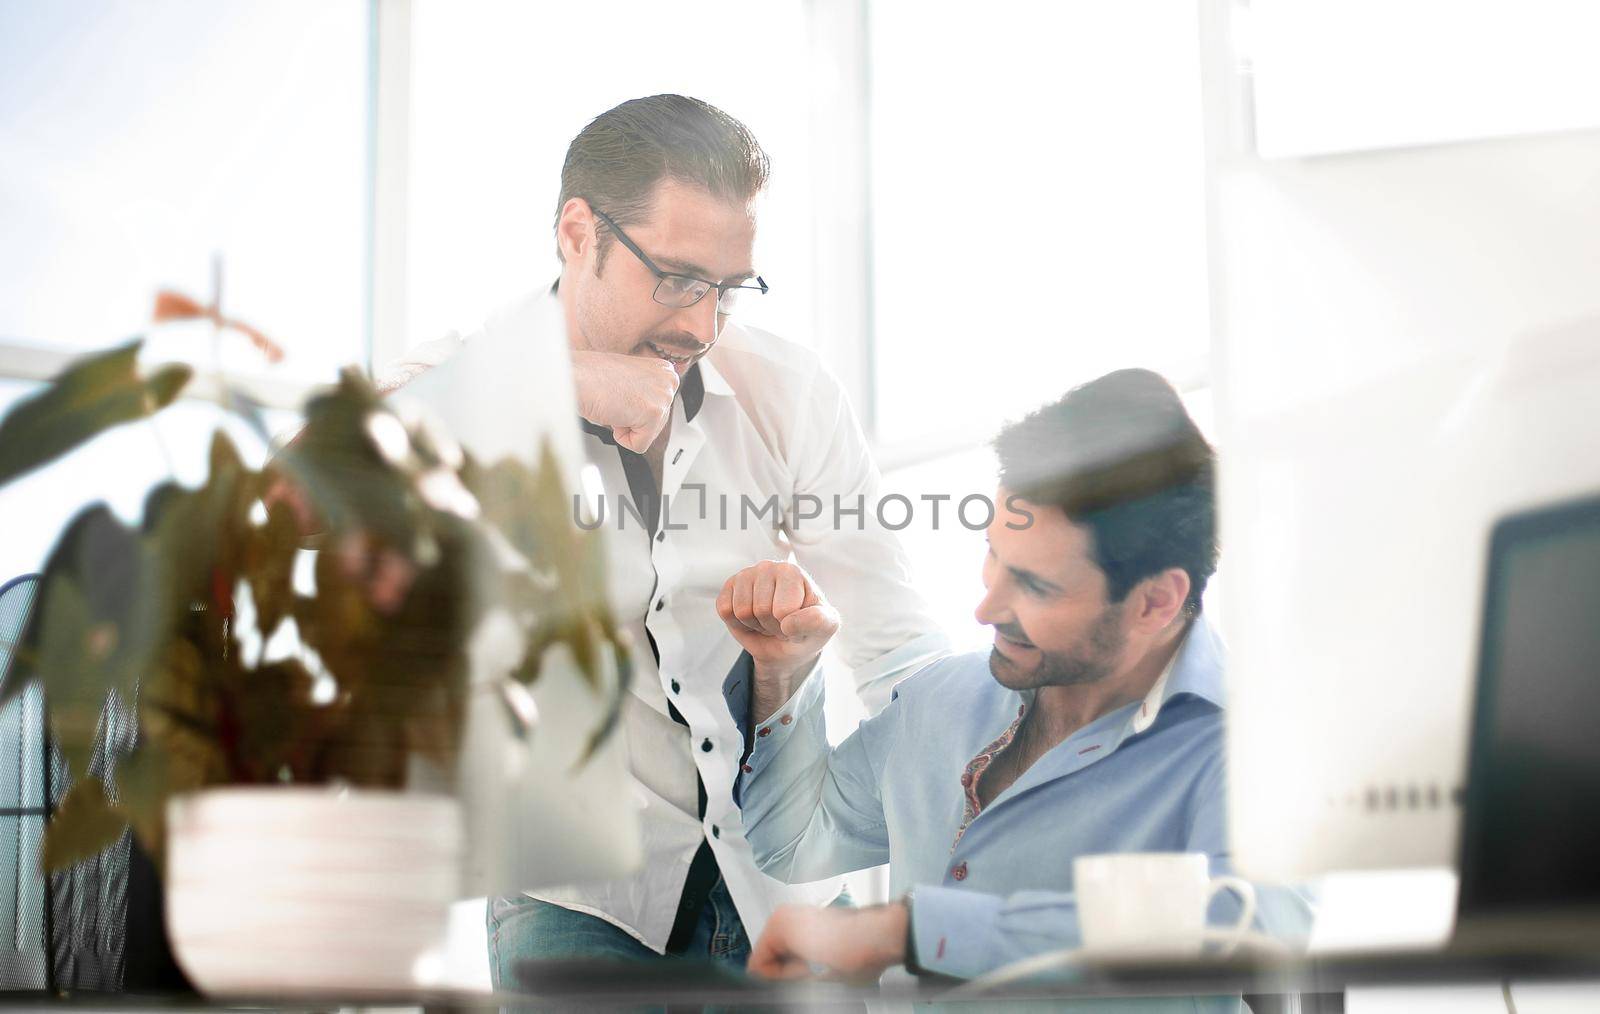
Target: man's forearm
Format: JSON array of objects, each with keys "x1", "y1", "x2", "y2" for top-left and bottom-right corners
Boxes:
[{"x1": 750, "y1": 656, "x2": 819, "y2": 726}]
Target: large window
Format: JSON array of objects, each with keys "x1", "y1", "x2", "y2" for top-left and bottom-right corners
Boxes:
[
  {"x1": 0, "y1": 0, "x2": 369, "y2": 581},
  {"x1": 0, "y1": 0, "x2": 1215, "y2": 670},
  {"x1": 867, "y1": 0, "x2": 1210, "y2": 451},
  {"x1": 866, "y1": 1, "x2": 1214, "y2": 646},
  {"x1": 0, "y1": 0, "x2": 369, "y2": 386}
]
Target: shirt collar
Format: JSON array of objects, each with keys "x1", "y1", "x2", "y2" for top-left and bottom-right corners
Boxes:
[
  {"x1": 694, "y1": 349, "x2": 734, "y2": 399},
  {"x1": 681, "y1": 363, "x2": 708, "y2": 422},
  {"x1": 1130, "y1": 614, "x2": 1227, "y2": 734}
]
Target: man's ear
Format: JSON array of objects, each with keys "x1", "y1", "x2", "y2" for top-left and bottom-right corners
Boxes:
[
  {"x1": 556, "y1": 197, "x2": 597, "y2": 264},
  {"x1": 1131, "y1": 568, "x2": 1191, "y2": 633}
]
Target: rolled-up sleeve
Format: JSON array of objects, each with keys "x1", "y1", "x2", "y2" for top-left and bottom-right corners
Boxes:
[{"x1": 732, "y1": 657, "x2": 900, "y2": 884}]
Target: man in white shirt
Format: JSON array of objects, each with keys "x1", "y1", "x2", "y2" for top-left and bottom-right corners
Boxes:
[{"x1": 390, "y1": 95, "x2": 947, "y2": 985}]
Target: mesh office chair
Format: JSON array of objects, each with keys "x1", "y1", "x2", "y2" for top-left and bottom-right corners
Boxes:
[
  {"x1": 0, "y1": 575, "x2": 51, "y2": 992},
  {"x1": 0, "y1": 574, "x2": 140, "y2": 995}
]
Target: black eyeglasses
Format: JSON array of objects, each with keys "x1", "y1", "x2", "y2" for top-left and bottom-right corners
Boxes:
[{"x1": 592, "y1": 208, "x2": 769, "y2": 314}]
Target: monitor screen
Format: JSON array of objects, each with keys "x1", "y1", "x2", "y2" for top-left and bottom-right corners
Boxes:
[{"x1": 1457, "y1": 494, "x2": 1600, "y2": 916}]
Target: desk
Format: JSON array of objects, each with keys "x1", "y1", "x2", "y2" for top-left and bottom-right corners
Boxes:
[
  {"x1": 14, "y1": 953, "x2": 1600, "y2": 1011},
  {"x1": 502, "y1": 951, "x2": 1600, "y2": 1011}
]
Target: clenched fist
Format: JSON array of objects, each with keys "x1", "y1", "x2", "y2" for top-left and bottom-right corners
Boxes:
[
  {"x1": 572, "y1": 350, "x2": 680, "y2": 453},
  {"x1": 716, "y1": 561, "x2": 839, "y2": 717}
]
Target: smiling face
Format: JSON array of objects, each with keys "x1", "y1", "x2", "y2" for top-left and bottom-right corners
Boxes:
[
  {"x1": 557, "y1": 179, "x2": 758, "y2": 378},
  {"x1": 975, "y1": 488, "x2": 1132, "y2": 691}
]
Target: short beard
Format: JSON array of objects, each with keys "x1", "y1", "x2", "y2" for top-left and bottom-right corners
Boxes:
[{"x1": 988, "y1": 603, "x2": 1127, "y2": 689}]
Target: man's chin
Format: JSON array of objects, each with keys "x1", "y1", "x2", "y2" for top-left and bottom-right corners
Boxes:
[{"x1": 987, "y1": 648, "x2": 1040, "y2": 690}]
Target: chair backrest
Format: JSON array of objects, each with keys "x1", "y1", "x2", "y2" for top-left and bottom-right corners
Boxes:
[
  {"x1": 0, "y1": 576, "x2": 50, "y2": 992},
  {"x1": 45, "y1": 689, "x2": 135, "y2": 994},
  {"x1": 0, "y1": 574, "x2": 39, "y2": 700},
  {"x1": 0, "y1": 575, "x2": 136, "y2": 995}
]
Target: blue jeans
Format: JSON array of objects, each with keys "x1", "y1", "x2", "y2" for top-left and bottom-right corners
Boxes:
[{"x1": 486, "y1": 875, "x2": 751, "y2": 991}]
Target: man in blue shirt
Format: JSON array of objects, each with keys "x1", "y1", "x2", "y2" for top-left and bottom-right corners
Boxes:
[{"x1": 715, "y1": 369, "x2": 1310, "y2": 986}]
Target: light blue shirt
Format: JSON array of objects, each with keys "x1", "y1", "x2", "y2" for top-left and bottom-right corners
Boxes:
[{"x1": 729, "y1": 617, "x2": 1312, "y2": 987}]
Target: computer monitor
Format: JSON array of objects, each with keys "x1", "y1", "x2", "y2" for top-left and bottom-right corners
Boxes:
[
  {"x1": 1198, "y1": 0, "x2": 1600, "y2": 882},
  {"x1": 1455, "y1": 494, "x2": 1600, "y2": 926}
]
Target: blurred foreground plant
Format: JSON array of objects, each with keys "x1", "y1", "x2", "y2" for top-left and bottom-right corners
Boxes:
[{"x1": 0, "y1": 340, "x2": 627, "y2": 872}]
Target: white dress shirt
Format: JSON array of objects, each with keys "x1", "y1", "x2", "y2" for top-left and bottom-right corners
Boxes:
[{"x1": 386, "y1": 289, "x2": 949, "y2": 951}]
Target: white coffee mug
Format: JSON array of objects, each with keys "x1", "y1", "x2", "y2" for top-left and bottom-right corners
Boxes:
[{"x1": 1073, "y1": 852, "x2": 1256, "y2": 959}]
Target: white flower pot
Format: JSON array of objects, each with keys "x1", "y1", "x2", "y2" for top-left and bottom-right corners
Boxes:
[{"x1": 164, "y1": 787, "x2": 462, "y2": 997}]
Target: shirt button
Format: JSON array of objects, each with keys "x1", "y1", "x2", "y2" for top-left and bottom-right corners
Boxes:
[
  {"x1": 779, "y1": 714, "x2": 793, "y2": 726},
  {"x1": 655, "y1": 600, "x2": 665, "y2": 612},
  {"x1": 656, "y1": 530, "x2": 666, "y2": 543},
  {"x1": 757, "y1": 727, "x2": 772, "y2": 738},
  {"x1": 742, "y1": 764, "x2": 753, "y2": 773},
  {"x1": 951, "y1": 861, "x2": 968, "y2": 882},
  {"x1": 711, "y1": 825, "x2": 721, "y2": 839},
  {"x1": 700, "y1": 738, "x2": 713, "y2": 752},
  {"x1": 670, "y1": 679, "x2": 681, "y2": 694}
]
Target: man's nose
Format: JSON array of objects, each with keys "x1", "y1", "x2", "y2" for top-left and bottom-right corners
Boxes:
[
  {"x1": 973, "y1": 579, "x2": 1012, "y2": 627},
  {"x1": 673, "y1": 292, "x2": 720, "y2": 347}
]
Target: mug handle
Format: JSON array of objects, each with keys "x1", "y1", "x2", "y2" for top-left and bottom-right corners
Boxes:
[{"x1": 1203, "y1": 875, "x2": 1257, "y2": 956}]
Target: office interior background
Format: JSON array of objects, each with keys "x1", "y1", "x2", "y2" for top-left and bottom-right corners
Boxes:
[
  {"x1": 3, "y1": 0, "x2": 1600, "y2": 1003},
  {"x1": 0, "y1": 0, "x2": 1214, "y2": 650}
]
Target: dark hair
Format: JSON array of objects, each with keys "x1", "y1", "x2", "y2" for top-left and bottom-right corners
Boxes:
[
  {"x1": 994, "y1": 369, "x2": 1218, "y2": 616},
  {"x1": 555, "y1": 94, "x2": 770, "y2": 266}
]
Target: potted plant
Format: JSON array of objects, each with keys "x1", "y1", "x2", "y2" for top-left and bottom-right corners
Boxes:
[{"x1": 0, "y1": 331, "x2": 627, "y2": 995}]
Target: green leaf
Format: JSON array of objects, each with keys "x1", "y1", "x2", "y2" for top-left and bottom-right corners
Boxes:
[
  {"x1": 0, "y1": 340, "x2": 192, "y2": 490},
  {"x1": 245, "y1": 498, "x2": 301, "y2": 640},
  {"x1": 274, "y1": 369, "x2": 429, "y2": 556},
  {"x1": 314, "y1": 699, "x2": 408, "y2": 787},
  {"x1": 27, "y1": 580, "x2": 101, "y2": 776},
  {"x1": 294, "y1": 550, "x2": 377, "y2": 690},
  {"x1": 116, "y1": 726, "x2": 224, "y2": 870},
  {"x1": 41, "y1": 778, "x2": 128, "y2": 874},
  {"x1": 5, "y1": 506, "x2": 171, "y2": 773},
  {"x1": 465, "y1": 440, "x2": 629, "y2": 760},
  {"x1": 142, "y1": 482, "x2": 219, "y2": 620},
  {"x1": 578, "y1": 639, "x2": 633, "y2": 764},
  {"x1": 296, "y1": 510, "x2": 484, "y2": 785},
  {"x1": 114, "y1": 747, "x2": 172, "y2": 869},
  {"x1": 136, "y1": 432, "x2": 258, "y2": 673},
  {"x1": 230, "y1": 658, "x2": 328, "y2": 781}
]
